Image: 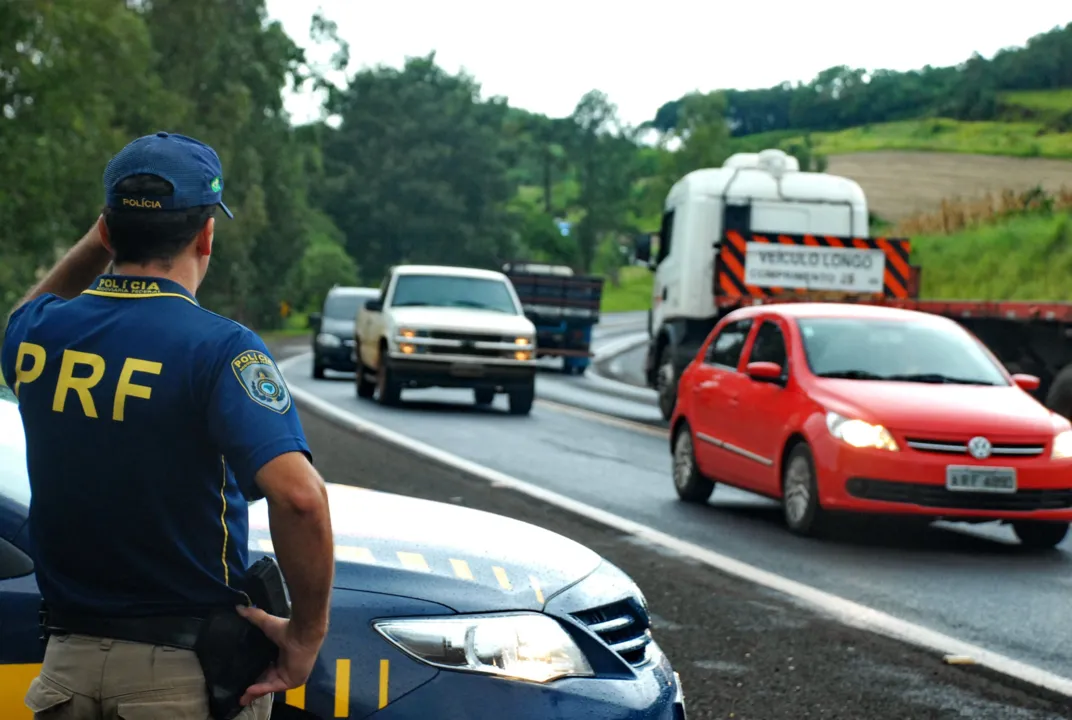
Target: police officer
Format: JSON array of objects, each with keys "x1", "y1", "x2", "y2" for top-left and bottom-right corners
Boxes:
[{"x1": 1, "y1": 132, "x2": 335, "y2": 719}]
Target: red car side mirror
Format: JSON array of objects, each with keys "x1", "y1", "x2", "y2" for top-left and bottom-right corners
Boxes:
[
  {"x1": 1011, "y1": 373, "x2": 1040, "y2": 392},
  {"x1": 745, "y1": 361, "x2": 784, "y2": 383}
]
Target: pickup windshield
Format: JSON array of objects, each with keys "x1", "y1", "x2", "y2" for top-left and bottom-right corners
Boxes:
[
  {"x1": 797, "y1": 317, "x2": 1009, "y2": 386},
  {"x1": 391, "y1": 275, "x2": 518, "y2": 314}
]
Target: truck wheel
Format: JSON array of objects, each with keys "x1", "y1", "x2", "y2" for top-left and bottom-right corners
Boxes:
[
  {"x1": 1012, "y1": 521, "x2": 1069, "y2": 550},
  {"x1": 354, "y1": 343, "x2": 375, "y2": 399},
  {"x1": 672, "y1": 422, "x2": 715, "y2": 503},
  {"x1": 377, "y1": 361, "x2": 401, "y2": 406},
  {"x1": 781, "y1": 442, "x2": 827, "y2": 537},
  {"x1": 1045, "y1": 365, "x2": 1072, "y2": 419},
  {"x1": 508, "y1": 382, "x2": 535, "y2": 415},
  {"x1": 655, "y1": 344, "x2": 677, "y2": 420},
  {"x1": 474, "y1": 388, "x2": 495, "y2": 405}
]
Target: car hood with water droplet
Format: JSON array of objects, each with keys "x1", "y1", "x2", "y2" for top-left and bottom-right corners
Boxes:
[{"x1": 248, "y1": 483, "x2": 603, "y2": 613}]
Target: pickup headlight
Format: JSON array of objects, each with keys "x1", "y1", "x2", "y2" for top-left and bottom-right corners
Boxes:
[
  {"x1": 374, "y1": 612, "x2": 593, "y2": 683},
  {"x1": 826, "y1": 411, "x2": 899, "y2": 451},
  {"x1": 316, "y1": 333, "x2": 342, "y2": 348},
  {"x1": 1052, "y1": 430, "x2": 1072, "y2": 459}
]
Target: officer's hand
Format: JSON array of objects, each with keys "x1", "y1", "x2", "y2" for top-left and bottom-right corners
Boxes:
[{"x1": 235, "y1": 605, "x2": 325, "y2": 706}]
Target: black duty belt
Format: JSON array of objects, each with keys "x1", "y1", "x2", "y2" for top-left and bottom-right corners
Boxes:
[{"x1": 44, "y1": 609, "x2": 206, "y2": 651}]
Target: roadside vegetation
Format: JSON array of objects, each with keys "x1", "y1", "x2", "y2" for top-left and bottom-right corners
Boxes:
[{"x1": 1, "y1": 5, "x2": 1069, "y2": 328}]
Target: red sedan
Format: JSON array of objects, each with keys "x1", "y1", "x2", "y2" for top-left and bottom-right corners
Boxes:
[{"x1": 669, "y1": 302, "x2": 1072, "y2": 549}]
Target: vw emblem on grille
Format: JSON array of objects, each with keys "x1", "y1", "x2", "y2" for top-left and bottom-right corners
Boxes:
[{"x1": 967, "y1": 436, "x2": 992, "y2": 459}]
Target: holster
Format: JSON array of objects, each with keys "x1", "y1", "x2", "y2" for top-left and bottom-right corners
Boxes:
[{"x1": 194, "y1": 555, "x2": 292, "y2": 720}]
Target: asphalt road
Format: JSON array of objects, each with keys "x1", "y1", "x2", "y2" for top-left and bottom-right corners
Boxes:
[
  {"x1": 289, "y1": 381, "x2": 1071, "y2": 719},
  {"x1": 279, "y1": 320, "x2": 1072, "y2": 687}
]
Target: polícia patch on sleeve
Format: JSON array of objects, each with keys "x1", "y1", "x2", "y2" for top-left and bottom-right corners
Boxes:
[{"x1": 230, "y1": 349, "x2": 291, "y2": 414}]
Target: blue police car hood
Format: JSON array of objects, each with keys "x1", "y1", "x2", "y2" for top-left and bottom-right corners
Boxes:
[{"x1": 247, "y1": 484, "x2": 604, "y2": 613}]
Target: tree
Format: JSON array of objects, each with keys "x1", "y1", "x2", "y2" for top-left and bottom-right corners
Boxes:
[
  {"x1": 568, "y1": 90, "x2": 638, "y2": 272},
  {"x1": 317, "y1": 53, "x2": 518, "y2": 280}
]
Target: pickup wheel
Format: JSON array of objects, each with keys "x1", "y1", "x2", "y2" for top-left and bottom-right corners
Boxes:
[
  {"x1": 354, "y1": 342, "x2": 375, "y2": 399},
  {"x1": 508, "y1": 381, "x2": 535, "y2": 415},
  {"x1": 377, "y1": 359, "x2": 402, "y2": 406},
  {"x1": 474, "y1": 388, "x2": 495, "y2": 405}
]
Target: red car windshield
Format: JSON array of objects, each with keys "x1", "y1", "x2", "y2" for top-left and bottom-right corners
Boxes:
[{"x1": 796, "y1": 317, "x2": 1009, "y2": 386}]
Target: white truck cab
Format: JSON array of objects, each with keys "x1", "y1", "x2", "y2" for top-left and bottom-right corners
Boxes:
[
  {"x1": 353, "y1": 264, "x2": 538, "y2": 414},
  {"x1": 636, "y1": 148, "x2": 872, "y2": 419}
]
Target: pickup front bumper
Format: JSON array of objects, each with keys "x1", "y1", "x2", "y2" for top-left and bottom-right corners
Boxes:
[{"x1": 386, "y1": 352, "x2": 536, "y2": 391}]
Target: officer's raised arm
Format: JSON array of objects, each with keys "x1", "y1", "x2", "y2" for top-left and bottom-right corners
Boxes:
[
  {"x1": 205, "y1": 331, "x2": 335, "y2": 702},
  {"x1": 7, "y1": 216, "x2": 112, "y2": 319}
]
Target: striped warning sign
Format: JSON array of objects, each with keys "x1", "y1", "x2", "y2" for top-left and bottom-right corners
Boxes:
[{"x1": 717, "y1": 230, "x2": 912, "y2": 299}]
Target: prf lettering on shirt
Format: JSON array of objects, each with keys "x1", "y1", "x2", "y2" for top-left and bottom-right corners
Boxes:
[
  {"x1": 12, "y1": 342, "x2": 162, "y2": 421},
  {"x1": 96, "y1": 278, "x2": 162, "y2": 294}
]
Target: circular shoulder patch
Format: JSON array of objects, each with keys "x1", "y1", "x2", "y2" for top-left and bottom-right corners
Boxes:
[{"x1": 230, "y1": 349, "x2": 291, "y2": 413}]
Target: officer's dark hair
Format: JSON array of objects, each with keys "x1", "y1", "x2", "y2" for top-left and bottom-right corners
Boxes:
[{"x1": 102, "y1": 174, "x2": 216, "y2": 267}]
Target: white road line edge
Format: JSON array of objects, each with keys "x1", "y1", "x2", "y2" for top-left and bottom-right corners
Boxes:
[{"x1": 277, "y1": 354, "x2": 1072, "y2": 698}]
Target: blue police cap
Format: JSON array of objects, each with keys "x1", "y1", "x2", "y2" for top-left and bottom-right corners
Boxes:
[{"x1": 103, "y1": 131, "x2": 233, "y2": 218}]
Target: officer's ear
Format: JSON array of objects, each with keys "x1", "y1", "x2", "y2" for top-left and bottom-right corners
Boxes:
[
  {"x1": 96, "y1": 214, "x2": 114, "y2": 256},
  {"x1": 195, "y1": 217, "x2": 214, "y2": 258}
]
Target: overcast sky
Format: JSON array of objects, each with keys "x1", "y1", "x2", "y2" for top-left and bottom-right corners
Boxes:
[{"x1": 264, "y1": 1, "x2": 1070, "y2": 128}]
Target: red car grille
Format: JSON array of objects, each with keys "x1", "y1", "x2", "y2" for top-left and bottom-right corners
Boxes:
[{"x1": 904, "y1": 438, "x2": 1046, "y2": 457}]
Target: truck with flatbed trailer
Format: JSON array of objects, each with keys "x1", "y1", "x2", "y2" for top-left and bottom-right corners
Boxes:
[
  {"x1": 634, "y1": 147, "x2": 1072, "y2": 422},
  {"x1": 502, "y1": 261, "x2": 604, "y2": 375}
]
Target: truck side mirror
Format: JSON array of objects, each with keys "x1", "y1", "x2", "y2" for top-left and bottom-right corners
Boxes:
[
  {"x1": 308, "y1": 312, "x2": 322, "y2": 331},
  {"x1": 365, "y1": 299, "x2": 383, "y2": 312}
]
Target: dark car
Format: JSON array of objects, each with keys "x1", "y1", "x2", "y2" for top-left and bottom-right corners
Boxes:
[
  {"x1": 311, "y1": 286, "x2": 380, "y2": 378},
  {"x1": 0, "y1": 386, "x2": 686, "y2": 720}
]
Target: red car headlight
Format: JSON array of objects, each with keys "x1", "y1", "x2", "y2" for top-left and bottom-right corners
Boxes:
[{"x1": 825, "y1": 411, "x2": 899, "y2": 452}]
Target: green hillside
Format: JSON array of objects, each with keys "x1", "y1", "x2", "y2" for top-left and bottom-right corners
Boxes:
[{"x1": 731, "y1": 117, "x2": 1072, "y2": 159}]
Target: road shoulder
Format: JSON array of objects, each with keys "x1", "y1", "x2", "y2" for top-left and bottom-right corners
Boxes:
[{"x1": 293, "y1": 396, "x2": 1071, "y2": 720}]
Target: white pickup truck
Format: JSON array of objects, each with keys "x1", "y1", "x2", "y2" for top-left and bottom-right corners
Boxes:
[{"x1": 353, "y1": 264, "x2": 539, "y2": 414}]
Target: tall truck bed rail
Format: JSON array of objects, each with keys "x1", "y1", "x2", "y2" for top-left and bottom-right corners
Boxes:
[{"x1": 503, "y1": 262, "x2": 605, "y2": 374}]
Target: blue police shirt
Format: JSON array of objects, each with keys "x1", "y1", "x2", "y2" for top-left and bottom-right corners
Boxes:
[{"x1": 0, "y1": 274, "x2": 311, "y2": 617}]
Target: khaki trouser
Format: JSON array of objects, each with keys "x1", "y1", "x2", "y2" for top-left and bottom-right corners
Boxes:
[{"x1": 24, "y1": 633, "x2": 273, "y2": 720}]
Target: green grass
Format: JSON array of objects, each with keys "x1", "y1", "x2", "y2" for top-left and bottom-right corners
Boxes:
[
  {"x1": 258, "y1": 311, "x2": 312, "y2": 342},
  {"x1": 738, "y1": 118, "x2": 1072, "y2": 159},
  {"x1": 602, "y1": 265, "x2": 654, "y2": 312},
  {"x1": 914, "y1": 212, "x2": 1072, "y2": 300},
  {"x1": 1000, "y1": 89, "x2": 1072, "y2": 113}
]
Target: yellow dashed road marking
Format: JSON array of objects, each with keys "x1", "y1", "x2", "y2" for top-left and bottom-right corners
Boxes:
[
  {"x1": 397, "y1": 551, "x2": 431, "y2": 572},
  {"x1": 493, "y1": 566, "x2": 512, "y2": 590},
  {"x1": 336, "y1": 546, "x2": 376, "y2": 564},
  {"x1": 450, "y1": 558, "x2": 474, "y2": 580}
]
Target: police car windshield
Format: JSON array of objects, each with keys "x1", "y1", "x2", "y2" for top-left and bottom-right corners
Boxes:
[
  {"x1": 392, "y1": 275, "x2": 518, "y2": 314},
  {"x1": 0, "y1": 387, "x2": 31, "y2": 509},
  {"x1": 798, "y1": 317, "x2": 1009, "y2": 386},
  {"x1": 323, "y1": 292, "x2": 371, "y2": 320}
]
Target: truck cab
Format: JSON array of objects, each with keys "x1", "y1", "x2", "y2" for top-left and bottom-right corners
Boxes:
[
  {"x1": 637, "y1": 148, "x2": 879, "y2": 419},
  {"x1": 353, "y1": 264, "x2": 539, "y2": 414}
]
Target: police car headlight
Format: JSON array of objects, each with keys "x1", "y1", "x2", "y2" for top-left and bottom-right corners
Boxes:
[
  {"x1": 316, "y1": 333, "x2": 342, "y2": 348},
  {"x1": 374, "y1": 612, "x2": 593, "y2": 683}
]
